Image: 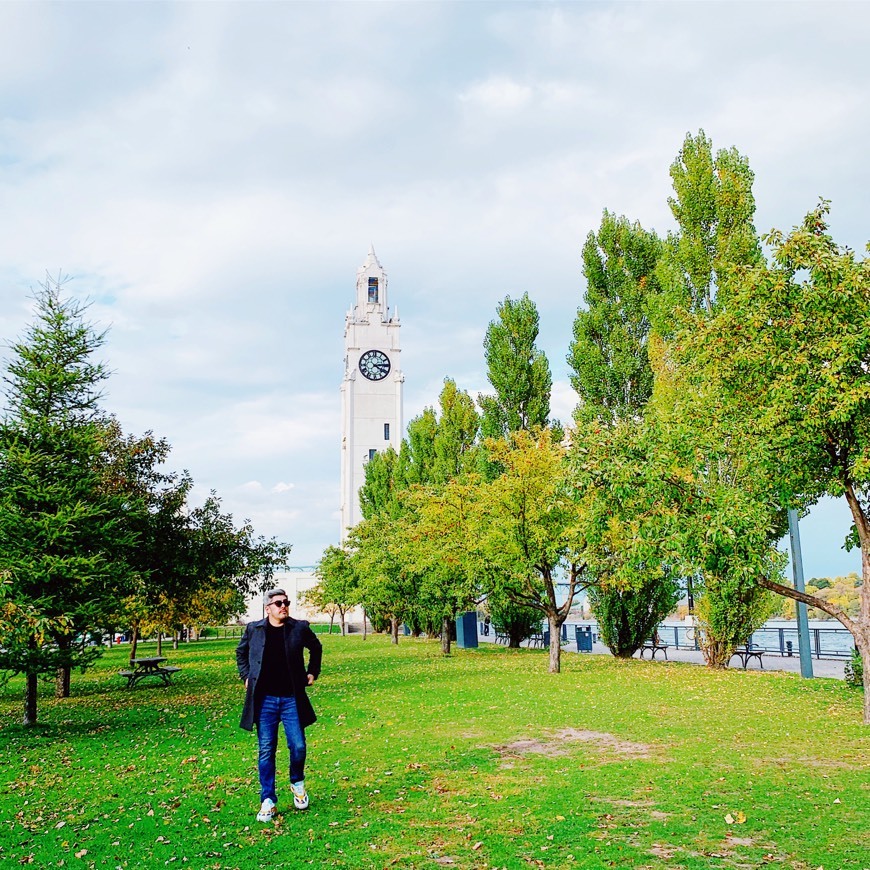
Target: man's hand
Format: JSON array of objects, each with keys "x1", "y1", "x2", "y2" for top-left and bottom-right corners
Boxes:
[
  {"x1": 307, "y1": 674, "x2": 315, "y2": 686},
  {"x1": 245, "y1": 679, "x2": 248, "y2": 689}
]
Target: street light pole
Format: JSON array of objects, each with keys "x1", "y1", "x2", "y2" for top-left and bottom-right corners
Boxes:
[{"x1": 787, "y1": 508, "x2": 814, "y2": 679}]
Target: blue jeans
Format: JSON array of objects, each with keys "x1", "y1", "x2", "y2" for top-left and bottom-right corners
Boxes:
[{"x1": 255, "y1": 695, "x2": 307, "y2": 802}]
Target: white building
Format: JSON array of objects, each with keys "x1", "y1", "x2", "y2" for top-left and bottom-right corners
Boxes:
[
  {"x1": 242, "y1": 569, "x2": 319, "y2": 623},
  {"x1": 339, "y1": 247, "x2": 403, "y2": 538}
]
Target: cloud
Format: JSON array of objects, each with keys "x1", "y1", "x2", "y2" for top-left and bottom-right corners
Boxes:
[{"x1": 0, "y1": 0, "x2": 865, "y2": 577}]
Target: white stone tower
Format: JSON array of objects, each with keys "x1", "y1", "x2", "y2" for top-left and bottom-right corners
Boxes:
[{"x1": 340, "y1": 247, "x2": 403, "y2": 539}]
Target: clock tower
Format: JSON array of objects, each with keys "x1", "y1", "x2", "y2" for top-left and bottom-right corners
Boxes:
[{"x1": 340, "y1": 247, "x2": 403, "y2": 539}]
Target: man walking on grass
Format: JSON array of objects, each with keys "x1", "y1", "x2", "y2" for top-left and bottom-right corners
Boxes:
[{"x1": 236, "y1": 588, "x2": 323, "y2": 822}]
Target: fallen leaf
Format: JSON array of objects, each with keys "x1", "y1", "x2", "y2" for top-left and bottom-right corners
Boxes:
[
  {"x1": 471, "y1": 842, "x2": 483, "y2": 850},
  {"x1": 725, "y1": 814, "x2": 735, "y2": 825}
]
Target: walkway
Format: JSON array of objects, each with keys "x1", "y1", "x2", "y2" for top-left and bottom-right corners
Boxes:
[{"x1": 477, "y1": 632, "x2": 847, "y2": 679}]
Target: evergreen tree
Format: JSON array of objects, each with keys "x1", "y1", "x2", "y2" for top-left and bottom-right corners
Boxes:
[{"x1": 0, "y1": 277, "x2": 137, "y2": 725}]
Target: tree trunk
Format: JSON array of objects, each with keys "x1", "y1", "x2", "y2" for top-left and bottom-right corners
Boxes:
[
  {"x1": 24, "y1": 672, "x2": 38, "y2": 726},
  {"x1": 129, "y1": 621, "x2": 140, "y2": 662},
  {"x1": 547, "y1": 613, "x2": 561, "y2": 674},
  {"x1": 173, "y1": 631, "x2": 179, "y2": 650},
  {"x1": 55, "y1": 666, "x2": 71, "y2": 698},
  {"x1": 339, "y1": 608, "x2": 346, "y2": 636},
  {"x1": 441, "y1": 616, "x2": 452, "y2": 655},
  {"x1": 157, "y1": 632, "x2": 163, "y2": 656},
  {"x1": 391, "y1": 617, "x2": 399, "y2": 644},
  {"x1": 363, "y1": 609, "x2": 368, "y2": 640},
  {"x1": 55, "y1": 636, "x2": 72, "y2": 698},
  {"x1": 701, "y1": 636, "x2": 732, "y2": 669}
]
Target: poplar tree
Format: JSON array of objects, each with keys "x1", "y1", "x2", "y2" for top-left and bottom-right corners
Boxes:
[
  {"x1": 479, "y1": 292, "x2": 553, "y2": 441},
  {"x1": 568, "y1": 211, "x2": 663, "y2": 423}
]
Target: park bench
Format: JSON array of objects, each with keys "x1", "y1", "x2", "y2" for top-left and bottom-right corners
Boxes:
[
  {"x1": 528, "y1": 632, "x2": 545, "y2": 648},
  {"x1": 494, "y1": 631, "x2": 509, "y2": 645},
  {"x1": 730, "y1": 643, "x2": 764, "y2": 670},
  {"x1": 119, "y1": 656, "x2": 181, "y2": 688},
  {"x1": 639, "y1": 634, "x2": 669, "y2": 660}
]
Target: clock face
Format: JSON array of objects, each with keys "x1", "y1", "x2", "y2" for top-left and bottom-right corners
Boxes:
[{"x1": 359, "y1": 349, "x2": 391, "y2": 381}]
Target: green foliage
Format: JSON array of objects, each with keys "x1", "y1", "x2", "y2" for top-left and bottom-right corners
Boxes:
[
  {"x1": 844, "y1": 647, "x2": 864, "y2": 690},
  {"x1": 479, "y1": 293, "x2": 553, "y2": 448},
  {"x1": 568, "y1": 211, "x2": 663, "y2": 423},
  {"x1": 657, "y1": 129, "x2": 762, "y2": 317},
  {"x1": 0, "y1": 278, "x2": 138, "y2": 722},
  {"x1": 0, "y1": 278, "x2": 289, "y2": 721},
  {"x1": 588, "y1": 574, "x2": 681, "y2": 659},
  {"x1": 358, "y1": 446, "x2": 403, "y2": 520},
  {"x1": 432, "y1": 379, "x2": 480, "y2": 483},
  {"x1": 475, "y1": 430, "x2": 588, "y2": 672},
  {"x1": 310, "y1": 545, "x2": 359, "y2": 634},
  {"x1": 485, "y1": 593, "x2": 541, "y2": 648},
  {"x1": 677, "y1": 202, "x2": 870, "y2": 710}
]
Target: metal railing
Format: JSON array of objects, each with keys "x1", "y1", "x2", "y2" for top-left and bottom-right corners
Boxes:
[{"x1": 630, "y1": 623, "x2": 852, "y2": 659}]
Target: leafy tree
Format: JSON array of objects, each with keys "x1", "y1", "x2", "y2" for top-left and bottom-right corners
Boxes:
[
  {"x1": 588, "y1": 578, "x2": 680, "y2": 658},
  {"x1": 478, "y1": 293, "x2": 554, "y2": 456},
  {"x1": 358, "y1": 446, "x2": 403, "y2": 521},
  {"x1": 774, "y1": 574, "x2": 861, "y2": 620},
  {"x1": 683, "y1": 203, "x2": 870, "y2": 717},
  {"x1": 311, "y1": 545, "x2": 359, "y2": 635},
  {"x1": 347, "y1": 513, "x2": 418, "y2": 643},
  {"x1": 400, "y1": 478, "x2": 481, "y2": 654},
  {"x1": 649, "y1": 131, "x2": 775, "y2": 663},
  {"x1": 432, "y1": 379, "x2": 480, "y2": 483},
  {"x1": 657, "y1": 129, "x2": 762, "y2": 317},
  {"x1": 485, "y1": 593, "x2": 541, "y2": 648},
  {"x1": 402, "y1": 409, "x2": 438, "y2": 486},
  {"x1": 568, "y1": 211, "x2": 663, "y2": 423},
  {"x1": 475, "y1": 430, "x2": 588, "y2": 673},
  {"x1": 569, "y1": 419, "x2": 683, "y2": 658},
  {"x1": 565, "y1": 211, "x2": 680, "y2": 654},
  {"x1": 0, "y1": 278, "x2": 137, "y2": 724}
]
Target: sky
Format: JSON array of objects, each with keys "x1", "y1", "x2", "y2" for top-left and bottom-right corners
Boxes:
[{"x1": 0, "y1": 1, "x2": 865, "y2": 581}]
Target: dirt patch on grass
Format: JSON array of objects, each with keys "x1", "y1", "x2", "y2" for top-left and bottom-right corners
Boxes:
[{"x1": 492, "y1": 728, "x2": 654, "y2": 761}]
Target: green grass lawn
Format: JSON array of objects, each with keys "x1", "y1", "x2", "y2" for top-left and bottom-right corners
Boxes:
[{"x1": 1, "y1": 636, "x2": 867, "y2": 870}]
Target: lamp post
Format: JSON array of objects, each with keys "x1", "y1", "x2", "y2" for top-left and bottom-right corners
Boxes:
[{"x1": 787, "y1": 508, "x2": 814, "y2": 679}]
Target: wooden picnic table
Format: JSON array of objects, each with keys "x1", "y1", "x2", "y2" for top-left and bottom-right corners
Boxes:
[{"x1": 119, "y1": 656, "x2": 181, "y2": 688}]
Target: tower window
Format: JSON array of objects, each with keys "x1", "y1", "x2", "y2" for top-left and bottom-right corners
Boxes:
[
  {"x1": 384, "y1": 423, "x2": 390, "y2": 441},
  {"x1": 368, "y1": 448, "x2": 377, "y2": 461},
  {"x1": 368, "y1": 277, "x2": 378, "y2": 302}
]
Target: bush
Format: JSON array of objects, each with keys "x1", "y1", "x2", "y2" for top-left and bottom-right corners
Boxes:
[
  {"x1": 589, "y1": 573, "x2": 681, "y2": 658},
  {"x1": 844, "y1": 647, "x2": 864, "y2": 689}
]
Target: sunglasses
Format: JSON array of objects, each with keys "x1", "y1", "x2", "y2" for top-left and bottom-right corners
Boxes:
[{"x1": 269, "y1": 599, "x2": 289, "y2": 608}]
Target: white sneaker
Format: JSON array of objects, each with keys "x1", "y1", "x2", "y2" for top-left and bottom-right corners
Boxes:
[
  {"x1": 257, "y1": 798, "x2": 276, "y2": 822},
  {"x1": 291, "y1": 780, "x2": 309, "y2": 810}
]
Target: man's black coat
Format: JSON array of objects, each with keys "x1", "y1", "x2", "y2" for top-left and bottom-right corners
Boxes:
[{"x1": 235, "y1": 617, "x2": 323, "y2": 732}]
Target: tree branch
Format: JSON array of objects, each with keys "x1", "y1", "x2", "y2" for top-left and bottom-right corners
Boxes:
[{"x1": 758, "y1": 577, "x2": 857, "y2": 635}]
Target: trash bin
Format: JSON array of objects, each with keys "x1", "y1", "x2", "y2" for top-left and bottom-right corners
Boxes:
[
  {"x1": 455, "y1": 612, "x2": 478, "y2": 648},
  {"x1": 575, "y1": 625, "x2": 593, "y2": 652}
]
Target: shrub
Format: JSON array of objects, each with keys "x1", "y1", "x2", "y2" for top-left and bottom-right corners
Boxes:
[{"x1": 844, "y1": 647, "x2": 864, "y2": 690}]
